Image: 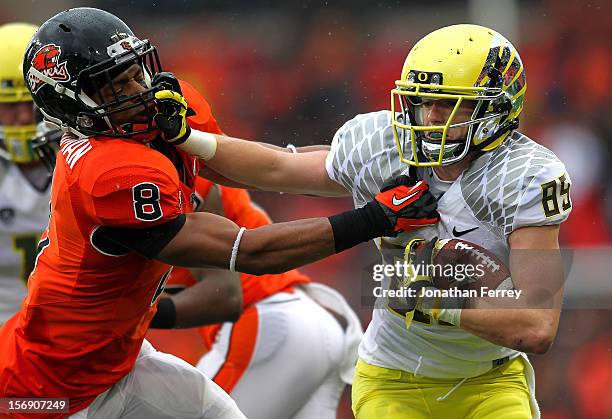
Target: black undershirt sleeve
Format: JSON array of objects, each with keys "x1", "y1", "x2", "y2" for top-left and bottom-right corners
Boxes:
[
  {"x1": 94, "y1": 214, "x2": 187, "y2": 259},
  {"x1": 328, "y1": 201, "x2": 392, "y2": 253}
]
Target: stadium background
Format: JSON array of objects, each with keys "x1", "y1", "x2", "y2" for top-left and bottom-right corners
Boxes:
[{"x1": 3, "y1": 0, "x2": 610, "y2": 417}]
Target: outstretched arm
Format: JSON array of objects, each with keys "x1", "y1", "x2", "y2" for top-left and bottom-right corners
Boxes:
[
  {"x1": 157, "y1": 211, "x2": 337, "y2": 275},
  {"x1": 154, "y1": 78, "x2": 339, "y2": 195},
  {"x1": 155, "y1": 175, "x2": 438, "y2": 274},
  {"x1": 198, "y1": 142, "x2": 335, "y2": 192},
  {"x1": 189, "y1": 133, "x2": 347, "y2": 196},
  {"x1": 99, "y1": 176, "x2": 438, "y2": 275},
  {"x1": 154, "y1": 84, "x2": 345, "y2": 196}
]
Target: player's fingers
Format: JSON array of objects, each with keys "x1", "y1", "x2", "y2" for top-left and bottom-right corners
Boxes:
[{"x1": 154, "y1": 90, "x2": 188, "y2": 109}]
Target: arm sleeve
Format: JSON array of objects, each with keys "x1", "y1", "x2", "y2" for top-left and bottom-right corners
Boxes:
[
  {"x1": 511, "y1": 160, "x2": 572, "y2": 232},
  {"x1": 91, "y1": 164, "x2": 182, "y2": 228}
]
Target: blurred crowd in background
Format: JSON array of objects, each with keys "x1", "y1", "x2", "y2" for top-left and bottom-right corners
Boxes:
[{"x1": 2, "y1": 0, "x2": 611, "y2": 417}]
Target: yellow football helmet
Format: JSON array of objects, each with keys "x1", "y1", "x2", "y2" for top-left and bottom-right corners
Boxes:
[
  {"x1": 391, "y1": 24, "x2": 526, "y2": 166},
  {"x1": 0, "y1": 23, "x2": 39, "y2": 163}
]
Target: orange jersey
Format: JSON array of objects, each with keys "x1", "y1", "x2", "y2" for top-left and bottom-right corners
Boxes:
[
  {"x1": 165, "y1": 177, "x2": 312, "y2": 349},
  {"x1": 0, "y1": 80, "x2": 216, "y2": 416}
]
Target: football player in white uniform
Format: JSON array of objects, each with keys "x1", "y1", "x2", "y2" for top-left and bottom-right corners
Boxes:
[
  {"x1": 159, "y1": 24, "x2": 570, "y2": 419},
  {"x1": 0, "y1": 23, "x2": 59, "y2": 325}
]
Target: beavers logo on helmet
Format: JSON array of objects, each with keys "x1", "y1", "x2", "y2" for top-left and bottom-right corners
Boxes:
[
  {"x1": 120, "y1": 40, "x2": 133, "y2": 51},
  {"x1": 28, "y1": 43, "x2": 71, "y2": 93}
]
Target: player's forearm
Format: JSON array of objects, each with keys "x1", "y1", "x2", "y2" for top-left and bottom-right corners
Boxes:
[
  {"x1": 459, "y1": 308, "x2": 560, "y2": 354},
  {"x1": 199, "y1": 166, "x2": 255, "y2": 190},
  {"x1": 257, "y1": 142, "x2": 330, "y2": 153},
  {"x1": 179, "y1": 131, "x2": 347, "y2": 196},
  {"x1": 214, "y1": 135, "x2": 285, "y2": 189},
  {"x1": 172, "y1": 269, "x2": 243, "y2": 327},
  {"x1": 212, "y1": 135, "x2": 337, "y2": 195},
  {"x1": 183, "y1": 132, "x2": 289, "y2": 189},
  {"x1": 237, "y1": 197, "x2": 398, "y2": 274},
  {"x1": 160, "y1": 201, "x2": 393, "y2": 274},
  {"x1": 236, "y1": 218, "x2": 336, "y2": 275}
]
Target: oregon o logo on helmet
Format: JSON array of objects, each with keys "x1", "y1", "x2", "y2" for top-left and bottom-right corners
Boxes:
[
  {"x1": 28, "y1": 43, "x2": 71, "y2": 93},
  {"x1": 417, "y1": 72, "x2": 428, "y2": 82}
]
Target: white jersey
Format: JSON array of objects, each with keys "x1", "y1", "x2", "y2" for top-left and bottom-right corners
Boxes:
[
  {"x1": 0, "y1": 161, "x2": 51, "y2": 323},
  {"x1": 325, "y1": 110, "x2": 572, "y2": 378}
]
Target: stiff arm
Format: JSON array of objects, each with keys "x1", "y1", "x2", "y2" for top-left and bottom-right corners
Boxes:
[{"x1": 188, "y1": 133, "x2": 349, "y2": 197}]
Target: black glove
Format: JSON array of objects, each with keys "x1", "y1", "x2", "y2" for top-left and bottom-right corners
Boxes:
[
  {"x1": 152, "y1": 72, "x2": 191, "y2": 144},
  {"x1": 374, "y1": 175, "x2": 440, "y2": 233},
  {"x1": 152, "y1": 72, "x2": 183, "y2": 94}
]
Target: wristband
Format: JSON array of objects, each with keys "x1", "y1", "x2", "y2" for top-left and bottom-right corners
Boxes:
[
  {"x1": 176, "y1": 129, "x2": 218, "y2": 161},
  {"x1": 328, "y1": 201, "x2": 392, "y2": 253},
  {"x1": 230, "y1": 227, "x2": 246, "y2": 272},
  {"x1": 149, "y1": 298, "x2": 176, "y2": 329}
]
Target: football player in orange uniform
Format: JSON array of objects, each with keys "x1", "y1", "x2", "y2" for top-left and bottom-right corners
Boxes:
[
  {"x1": 0, "y1": 7, "x2": 438, "y2": 419},
  {"x1": 148, "y1": 176, "x2": 363, "y2": 419}
]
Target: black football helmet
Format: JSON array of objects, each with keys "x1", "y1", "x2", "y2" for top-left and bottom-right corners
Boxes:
[{"x1": 23, "y1": 7, "x2": 163, "y2": 138}]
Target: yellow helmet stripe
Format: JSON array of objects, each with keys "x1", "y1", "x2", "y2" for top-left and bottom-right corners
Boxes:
[
  {"x1": 510, "y1": 83, "x2": 527, "y2": 101},
  {"x1": 502, "y1": 64, "x2": 524, "y2": 91},
  {"x1": 481, "y1": 133, "x2": 509, "y2": 151}
]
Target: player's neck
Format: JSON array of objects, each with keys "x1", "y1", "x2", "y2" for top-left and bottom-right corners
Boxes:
[{"x1": 432, "y1": 156, "x2": 473, "y2": 181}]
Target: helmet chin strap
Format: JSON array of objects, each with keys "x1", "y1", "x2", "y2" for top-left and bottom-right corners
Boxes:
[
  {"x1": 419, "y1": 130, "x2": 469, "y2": 165},
  {"x1": 118, "y1": 122, "x2": 159, "y2": 143},
  {"x1": 425, "y1": 118, "x2": 519, "y2": 165},
  {"x1": 420, "y1": 139, "x2": 462, "y2": 162}
]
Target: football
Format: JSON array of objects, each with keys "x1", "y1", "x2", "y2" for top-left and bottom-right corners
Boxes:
[{"x1": 413, "y1": 238, "x2": 515, "y2": 293}]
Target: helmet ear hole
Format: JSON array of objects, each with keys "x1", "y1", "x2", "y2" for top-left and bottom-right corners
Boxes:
[
  {"x1": 494, "y1": 97, "x2": 513, "y2": 115},
  {"x1": 486, "y1": 67, "x2": 503, "y2": 89}
]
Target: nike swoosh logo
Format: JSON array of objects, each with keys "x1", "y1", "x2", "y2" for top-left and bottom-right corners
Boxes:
[
  {"x1": 452, "y1": 226, "x2": 479, "y2": 237},
  {"x1": 392, "y1": 191, "x2": 419, "y2": 206}
]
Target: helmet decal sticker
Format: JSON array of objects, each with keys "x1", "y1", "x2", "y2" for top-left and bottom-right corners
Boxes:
[{"x1": 28, "y1": 43, "x2": 70, "y2": 93}]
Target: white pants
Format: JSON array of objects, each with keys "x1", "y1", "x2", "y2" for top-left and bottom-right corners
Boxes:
[
  {"x1": 70, "y1": 340, "x2": 245, "y2": 419},
  {"x1": 197, "y1": 284, "x2": 362, "y2": 419}
]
